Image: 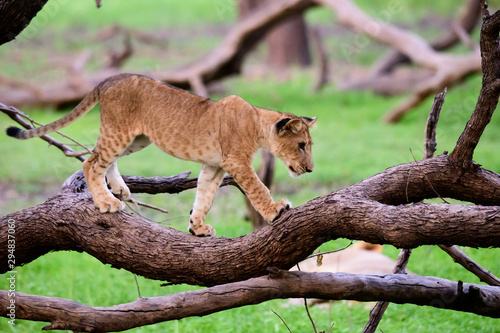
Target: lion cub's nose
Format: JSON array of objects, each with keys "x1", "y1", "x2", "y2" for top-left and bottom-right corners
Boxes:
[{"x1": 306, "y1": 167, "x2": 313, "y2": 173}]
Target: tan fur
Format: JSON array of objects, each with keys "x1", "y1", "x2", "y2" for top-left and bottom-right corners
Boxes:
[{"x1": 7, "y1": 74, "x2": 316, "y2": 236}]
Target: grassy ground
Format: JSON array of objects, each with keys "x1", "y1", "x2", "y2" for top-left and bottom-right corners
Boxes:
[{"x1": 1, "y1": 1, "x2": 500, "y2": 332}]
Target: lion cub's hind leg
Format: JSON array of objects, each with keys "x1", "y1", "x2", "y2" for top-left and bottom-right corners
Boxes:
[
  {"x1": 106, "y1": 135, "x2": 152, "y2": 200},
  {"x1": 83, "y1": 149, "x2": 124, "y2": 213},
  {"x1": 84, "y1": 134, "x2": 150, "y2": 213},
  {"x1": 189, "y1": 164, "x2": 225, "y2": 237}
]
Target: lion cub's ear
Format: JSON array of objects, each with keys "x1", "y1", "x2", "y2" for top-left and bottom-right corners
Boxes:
[
  {"x1": 275, "y1": 118, "x2": 303, "y2": 136},
  {"x1": 301, "y1": 116, "x2": 317, "y2": 129}
]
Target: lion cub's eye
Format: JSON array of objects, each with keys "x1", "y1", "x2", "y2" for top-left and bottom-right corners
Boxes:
[{"x1": 298, "y1": 142, "x2": 306, "y2": 151}]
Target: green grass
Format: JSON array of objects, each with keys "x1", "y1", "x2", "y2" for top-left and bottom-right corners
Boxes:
[
  {"x1": 2, "y1": 0, "x2": 500, "y2": 332},
  {"x1": 22, "y1": 0, "x2": 236, "y2": 33}
]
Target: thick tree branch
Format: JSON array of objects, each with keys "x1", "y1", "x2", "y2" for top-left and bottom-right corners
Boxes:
[
  {"x1": 2, "y1": 154, "x2": 500, "y2": 287},
  {"x1": 1, "y1": 271, "x2": 499, "y2": 332}
]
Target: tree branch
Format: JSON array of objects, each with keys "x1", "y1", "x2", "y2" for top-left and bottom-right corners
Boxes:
[
  {"x1": 1, "y1": 270, "x2": 499, "y2": 332},
  {"x1": 363, "y1": 88, "x2": 447, "y2": 332},
  {"x1": 424, "y1": 89, "x2": 446, "y2": 159},
  {"x1": 438, "y1": 244, "x2": 500, "y2": 286},
  {"x1": 2, "y1": 154, "x2": 500, "y2": 287},
  {"x1": 0, "y1": 0, "x2": 49, "y2": 45},
  {"x1": 450, "y1": 7, "x2": 500, "y2": 168},
  {"x1": 0, "y1": 102, "x2": 90, "y2": 162},
  {"x1": 315, "y1": 0, "x2": 481, "y2": 123}
]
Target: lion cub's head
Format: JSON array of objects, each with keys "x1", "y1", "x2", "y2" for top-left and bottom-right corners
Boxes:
[{"x1": 270, "y1": 116, "x2": 317, "y2": 178}]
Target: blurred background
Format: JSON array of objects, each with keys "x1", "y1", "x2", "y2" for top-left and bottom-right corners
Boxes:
[{"x1": 1, "y1": 0, "x2": 499, "y2": 331}]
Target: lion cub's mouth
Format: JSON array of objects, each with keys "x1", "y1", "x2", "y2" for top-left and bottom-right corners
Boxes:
[
  {"x1": 289, "y1": 165, "x2": 313, "y2": 177},
  {"x1": 288, "y1": 165, "x2": 300, "y2": 178}
]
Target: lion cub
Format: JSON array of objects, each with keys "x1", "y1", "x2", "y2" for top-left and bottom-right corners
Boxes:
[{"x1": 6, "y1": 74, "x2": 316, "y2": 237}]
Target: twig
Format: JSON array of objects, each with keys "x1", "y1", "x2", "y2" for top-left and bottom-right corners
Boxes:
[
  {"x1": 63, "y1": 150, "x2": 94, "y2": 157},
  {"x1": 437, "y1": 244, "x2": 500, "y2": 286},
  {"x1": 125, "y1": 197, "x2": 169, "y2": 214},
  {"x1": 133, "y1": 274, "x2": 142, "y2": 298},
  {"x1": 296, "y1": 263, "x2": 318, "y2": 333},
  {"x1": 304, "y1": 297, "x2": 318, "y2": 333},
  {"x1": 362, "y1": 249, "x2": 412, "y2": 333},
  {"x1": 1, "y1": 103, "x2": 88, "y2": 162},
  {"x1": 272, "y1": 310, "x2": 293, "y2": 333},
  {"x1": 305, "y1": 240, "x2": 353, "y2": 260},
  {"x1": 326, "y1": 321, "x2": 335, "y2": 333},
  {"x1": 4, "y1": 104, "x2": 93, "y2": 156}
]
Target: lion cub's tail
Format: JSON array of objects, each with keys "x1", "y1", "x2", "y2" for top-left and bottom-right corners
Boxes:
[{"x1": 6, "y1": 86, "x2": 100, "y2": 140}]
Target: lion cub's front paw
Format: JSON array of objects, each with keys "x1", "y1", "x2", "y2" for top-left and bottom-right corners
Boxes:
[
  {"x1": 265, "y1": 199, "x2": 292, "y2": 223},
  {"x1": 188, "y1": 223, "x2": 216, "y2": 237},
  {"x1": 95, "y1": 195, "x2": 125, "y2": 213},
  {"x1": 274, "y1": 199, "x2": 292, "y2": 221}
]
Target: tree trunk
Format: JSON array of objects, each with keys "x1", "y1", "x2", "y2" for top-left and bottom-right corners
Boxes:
[
  {"x1": 239, "y1": 0, "x2": 311, "y2": 68},
  {"x1": 265, "y1": 14, "x2": 311, "y2": 68}
]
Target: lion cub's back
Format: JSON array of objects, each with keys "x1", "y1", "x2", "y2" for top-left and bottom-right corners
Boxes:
[{"x1": 99, "y1": 74, "x2": 222, "y2": 165}]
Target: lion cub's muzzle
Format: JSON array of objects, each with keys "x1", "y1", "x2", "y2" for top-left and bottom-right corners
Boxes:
[{"x1": 288, "y1": 164, "x2": 314, "y2": 177}]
